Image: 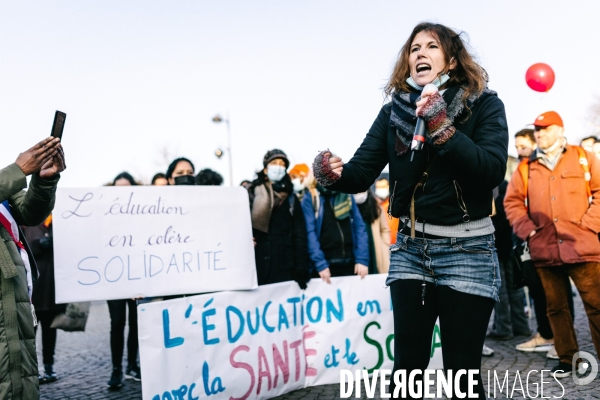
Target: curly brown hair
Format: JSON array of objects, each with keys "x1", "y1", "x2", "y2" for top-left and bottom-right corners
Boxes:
[{"x1": 384, "y1": 22, "x2": 488, "y2": 105}]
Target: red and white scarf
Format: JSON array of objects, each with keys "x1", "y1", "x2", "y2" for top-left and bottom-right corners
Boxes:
[{"x1": 0, "y1": 201, "x2": 33, "y2": 299}]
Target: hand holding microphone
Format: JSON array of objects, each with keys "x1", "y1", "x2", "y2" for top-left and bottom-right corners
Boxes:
[
  {"x1": 411, "y1": 84, "x2": 439, "y2": 161},
  {"x1": 415, "y1": 83, "x2": 456, "y2": 149}
]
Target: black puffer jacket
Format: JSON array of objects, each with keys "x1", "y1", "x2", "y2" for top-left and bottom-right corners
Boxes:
[
  {"x1": 247, "y1": 173, "x2": 310, "y2": 286},
  {"x1": 329, "y1": 89, "x2": 508, "y2": 225}
]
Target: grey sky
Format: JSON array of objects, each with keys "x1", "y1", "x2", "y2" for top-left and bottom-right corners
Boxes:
[{"x1": 1, "y1": 0, "x2": 598, "y2": 186}]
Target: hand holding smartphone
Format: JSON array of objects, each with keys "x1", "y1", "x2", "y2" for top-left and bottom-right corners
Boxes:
[{"x1": 51, "y1": 111, "x2": 66, "y2": 140}]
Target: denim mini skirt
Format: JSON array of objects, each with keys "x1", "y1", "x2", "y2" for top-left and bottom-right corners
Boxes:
[{"x1": 386, "y1": 232, "x2": 501, "y2": 301}]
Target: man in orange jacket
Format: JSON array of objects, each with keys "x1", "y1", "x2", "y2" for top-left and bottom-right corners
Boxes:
[{"x1": 504, "y1": 111, "x2": 600, "y2": 378}]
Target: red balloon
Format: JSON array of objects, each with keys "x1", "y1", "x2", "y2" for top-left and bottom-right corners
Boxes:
[{"x1": 526, "y1": 63, "x2": 555, "y2": 92}]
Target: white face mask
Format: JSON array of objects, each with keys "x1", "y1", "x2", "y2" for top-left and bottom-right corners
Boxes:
[
  {"x1": 267, "y1": 165, "x2": 286, "y2": 182},
  {"x1": 291, "y1": 178, "x2": 304, "y2": 193},
  {"x1": 406, "y1": 73, "x2": 450, "y2": 91},
  {"x1": 375, "y1": 188, "x2": 389, "y2": 200},
  {"x1": 353, "y1": 192, "x2": 368, "y2": 205}
]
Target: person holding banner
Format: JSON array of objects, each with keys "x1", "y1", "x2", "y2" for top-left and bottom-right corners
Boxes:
[
  {"x1": 106, "y1": 172, "x2": 142, "y2": 389},
  {"x1": 313, "y1": 22, "x2": 508, "y2": 398},
  {"x1": 1, "y1": 136, "x2": 65, "y2": 400},
  {"x1": 247, "y1": 149, "x2": 310, "y2": 288}
]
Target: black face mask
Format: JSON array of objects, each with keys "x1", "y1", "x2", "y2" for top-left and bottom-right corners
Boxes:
[{"x1": 173, "y1": 175, "x2": 196, "y2": 186}]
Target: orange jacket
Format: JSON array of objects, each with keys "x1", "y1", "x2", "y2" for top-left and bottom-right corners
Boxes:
[
  {"x1": 504, "y1": 146, "x2": 600, "y2": 266},
  {"x1": 380, "y1": 198, "x2": 399, "y2": 244}
]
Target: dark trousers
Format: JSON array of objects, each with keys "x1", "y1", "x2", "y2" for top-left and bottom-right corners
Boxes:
[
  {"x1": 538, "y1": 262, "x2": 600, "y2": 364},
  {"x1": 35, "y1": 310, "x2": 61, "y2": 366},
  {"x1": 493, "y1": 258, "x2": 530, "y2": 336},
  {"x1": 389, "y1": 280, "x2": 494, "y2": 399},
  {"x1": 523, "y1": 260, "x2": 574, "y2": 339},
  {"x1": 107, "y1": 299, "x2": 139, "y2": 369}
]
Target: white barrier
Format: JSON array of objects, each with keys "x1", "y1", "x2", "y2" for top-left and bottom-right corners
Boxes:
[
  {"x1": 52, "y1": 186, "x2": 257, "y2": 302},
  {"x1": 138, "y1": 275, "x2": 443, "y2": 400}
]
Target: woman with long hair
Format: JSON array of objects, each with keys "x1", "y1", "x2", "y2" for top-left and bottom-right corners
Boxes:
[{"x1": 313, "y1": 22, "x2": 508, "y2": 397}]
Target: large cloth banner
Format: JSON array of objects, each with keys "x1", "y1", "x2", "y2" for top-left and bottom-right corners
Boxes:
[
  {"x1": 52, "y1": 186, "x2": 257, "y2": 303},
  {"x1": 138, "y1": 275, "x2": 443, "y2": 400}
]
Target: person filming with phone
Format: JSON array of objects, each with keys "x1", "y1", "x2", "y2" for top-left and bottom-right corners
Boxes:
[
  {"x1": 312, "y1": 22, "x2": 508, "y2": 398},
  {"x1": 1, "y1": 136, "x2": 65, "y2": 399}
]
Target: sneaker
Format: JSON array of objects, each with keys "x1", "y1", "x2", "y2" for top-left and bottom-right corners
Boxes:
[
  {"x1": 39, "y1": 364, "x2": 57, "y2": 384},
  {"x1": 551, "y1": 362, "x2": 572, "y2": 379},
  {"x1": 125, "y1": 365, "x2": 142, "y2": 382},
  {"x1": 482, "y1": 344, "x2": 495, "y2": 357},
  {"x1": 546, "y1": 346, "x2": 559, "y2": 360},
  {"x1": 516, "y1": 333, "x2": 554, "y2": 352},
  {"x1": 107, "y1": 368, "x2": 123, "y2": 389}
]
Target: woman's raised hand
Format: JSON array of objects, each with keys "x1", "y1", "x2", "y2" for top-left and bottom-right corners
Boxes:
[
  {"x1": 328, "y1": 153, "x2": 344, "y2": 175},
  {"x1": 415, "y1": 86, "x2": 438, "y2": 117}
]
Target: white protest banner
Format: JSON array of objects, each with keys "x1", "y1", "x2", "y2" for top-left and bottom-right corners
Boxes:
[
  {"x1": 138, "y1": 275, "x2": 443, "y2": 400},
  {"x1": 302, "y1": 276, "x2": 443, "y2": 387},
  {"x1": 139, "y1": 281, "x2": 307, "y2": 400},
  {"x1": 52, "y1": 186, "x2": 257, "y2": 302}
]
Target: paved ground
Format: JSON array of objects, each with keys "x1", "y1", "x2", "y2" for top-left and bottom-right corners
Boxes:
[{"x1": 39, "y1": 292, "x2": 599, "y2": 399}]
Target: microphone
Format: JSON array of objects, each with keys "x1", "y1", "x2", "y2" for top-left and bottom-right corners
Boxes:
[{"x1": 411, "y1": 83, "x2": 439, "y2": 161}]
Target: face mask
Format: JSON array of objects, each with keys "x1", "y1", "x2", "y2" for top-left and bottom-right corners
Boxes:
[
  {"x1": 292, "y1": 178, "x2": 304, "y2": 193},
  {"x1": 353, "y1": 192, "x2": 368, "y2": 205},
  {"x1": 406, "y1": 73, "x2": 450, "y2": 91},
  {"x1": 267, "y1": 165, "x2": 286, "y2": 182},
  {"x1": 375, "y1": 188, "x2": 389, "y2": 200}
]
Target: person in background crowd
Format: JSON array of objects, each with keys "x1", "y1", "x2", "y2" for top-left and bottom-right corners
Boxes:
[
  {"x1": 580, "y1": 135, "x2": 597, "y2": 153},
  {"x1": 514, "y1": 128, "x2": 537, "y2": 160},
  {"x1": 106, "y1": 172, "x2": 142, "y2": 389},
  {"x1": 312, "y1": 22, "x2": 509, "y2": 397},
  {"x1": 195, "y1": 168, "x2": 224, "y2": 186},
  {"x1": 487, "y1": 181, "x2": 531, "y2": 340},
  {"x1": 1, "y1": 136, "x2": 65, "y2": 400},
  {"x1": 593, "y1": 139, "x2": 600, "y2": 160},
  {"x1": 512, "y1": 126, "x2": 574, "y2": 358},
  {"x1": 151, "y1": 172, "x2": 168, "y2": 186},
  {"x1": 374, "y1": 176, "x2": 400, "y2": 244},
  {"x1": 22, "y1": 215, "x2": 65, "y2": 384},
  {"x1": 165, "y1": 157, "x2": 195, "y2": 185},
  {"x1": 354, "y1": 189, "x2": 390, "y2": 274},
  {"x1": 505, "y1": 111, "x2": 600, "y2": 378},
  {"x1": 302, "y1": 173, "x2": 369, "y2": 283},
  {"x1": 246, "y1": 149, "x2": 310, "y2": 288},
  {"x1": 289, "y1": 163, "x2": 310, "y2": 201}
]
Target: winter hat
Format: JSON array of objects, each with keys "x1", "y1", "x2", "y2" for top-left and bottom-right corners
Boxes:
[
  {"x1": 263, "y1": 149, "x2": 289, "y2": 169},
  {"x1": 289, "y1": 163, "x2": 309, "y2": 177}
]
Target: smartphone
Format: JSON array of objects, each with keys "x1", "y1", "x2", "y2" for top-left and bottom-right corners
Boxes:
[{"x1": 50, "y1": 111, "x2": 67, "y2": 140}]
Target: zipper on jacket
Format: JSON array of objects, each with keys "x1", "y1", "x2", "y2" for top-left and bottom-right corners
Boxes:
[
  {"x1": 388, "y1": 181, "x2": 398, "y2": 219},
  {"x1": 453, "y1": 180, "x2": 471, "y2": 223}
]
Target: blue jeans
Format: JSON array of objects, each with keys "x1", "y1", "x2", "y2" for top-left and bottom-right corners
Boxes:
[{"x1": 386, "y1": 233, "x2": 501, "y2": 301}]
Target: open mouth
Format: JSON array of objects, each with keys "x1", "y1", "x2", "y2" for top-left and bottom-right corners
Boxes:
[{"x1": 416, "y1": 63, "x2": 432, "y2": 74}]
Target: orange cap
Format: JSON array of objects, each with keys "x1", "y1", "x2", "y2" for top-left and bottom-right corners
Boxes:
[
  {"x1": 289, "y1": 163, "x2": 309, "y2": 177},
  {"x1": 533, "y1": 111, "x2": 563, "y2": 128}
]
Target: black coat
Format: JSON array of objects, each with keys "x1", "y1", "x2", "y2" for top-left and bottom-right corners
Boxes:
[
  {"x1": 329, "y1": 90, "x2": 508, "y2": 225},
  {"x1": 491, "y1": 181, "x2": 513, "y2": 260},
  {"x1": 248, "y1": 176, "x2": 310, "y2": 286},
  {"x1": 22, "y1": 222, "x2": 65, "y2": 312}
]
